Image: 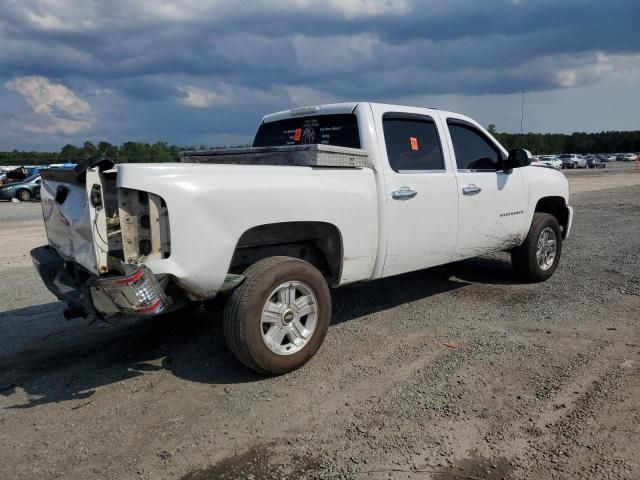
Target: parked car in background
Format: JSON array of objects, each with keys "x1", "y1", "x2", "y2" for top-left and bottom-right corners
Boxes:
[
  {"x1": 3, "y1": 166, "x2": 29, "y2": 183},
  {"x1": 538, "y1": 155, "x2": 562, "y2": 169},
  {"x1": 559, "y1": 154, "x2": 587, "y2": 169},
  {"x1": 587, "y1": 157, "x2": 606, "y2": 169},
  {"x1": 598, "y1": 154, "x2": 615, "y2": 162},
  {"x1": 529, "y1": 159, "x2": 547, "y2": 168},
  {"x1": 617, "y1": 153, "x2": 637, "y2": 162},
  {"x1": 0, "y1": 175, "x2": 41, "y2": 201}
]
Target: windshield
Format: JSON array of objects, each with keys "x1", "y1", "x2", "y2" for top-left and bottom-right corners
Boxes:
[{"x1": 253, "y1": 113, "x2": 361, "y2": 149}]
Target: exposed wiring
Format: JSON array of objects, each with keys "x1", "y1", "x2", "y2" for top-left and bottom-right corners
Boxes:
[{"x1": 92, "y1": 211, "x2": 110, "y2": 255}]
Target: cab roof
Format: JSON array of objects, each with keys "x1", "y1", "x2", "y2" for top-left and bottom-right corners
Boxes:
[{"x1": 261, "y1": 102, "x2": 468, "y2": 125}]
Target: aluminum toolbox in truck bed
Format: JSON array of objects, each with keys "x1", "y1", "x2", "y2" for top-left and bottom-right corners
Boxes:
[{"x1": 180, "y1": 144, "x2": 368, "y2": 168}]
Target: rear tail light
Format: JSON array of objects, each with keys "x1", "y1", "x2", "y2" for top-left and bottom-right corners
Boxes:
[{"x1": 97, "y1": 266, "x2": 169, "y2": 315}]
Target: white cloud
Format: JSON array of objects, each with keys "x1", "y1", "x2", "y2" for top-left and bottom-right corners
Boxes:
[
  {"x1": 285, "y1": 86, "x2": 338, "y2": 107},
  {"x1": 293, "y1": 33, "x2": 382, "y2": 74},
  {"x1": 554, "y1": 52, "x2": 640, "y2": 88},
  {"x1": 5, "y1": 0, "x2": 407, "y2": 34},
  {"x1": 177, "y1": 85, "x2": 228, "y2": 108},
  {"x1": 280, "y1": 0, "x2": 409, "y2": 18},
  {"x1": 177, "y1": 83, "x2": 281, "y2": 109},
  {"x1": 10, "y1": 0, "x2": 99, "y2": 32},
  {"x1": 5, "y1": 76, "x2": 95, "y2": 134}
]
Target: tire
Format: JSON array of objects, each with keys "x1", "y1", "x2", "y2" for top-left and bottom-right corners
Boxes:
[
  {"x1": 511, "y1": 213, "x2": 562, "y2": 282},
  {"x1": 223, "y1": 256, "x2": 331, "y2": 375},
  {"x1": 16, "y1": 189, "x2": 31, "y2": 202}
]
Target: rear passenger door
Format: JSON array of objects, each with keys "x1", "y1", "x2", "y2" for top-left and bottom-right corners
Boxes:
[
  {"x1": 377, "y1": 112, "x2": 459, "y2": 277},
  {"x1": 444, "y1": 118, "x2": 526, "y2": 259}
]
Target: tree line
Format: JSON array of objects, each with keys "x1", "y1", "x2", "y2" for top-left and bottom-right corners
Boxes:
[
  {"x1": 0, "y1": 141, "x2": 188, "y2": 166},
  {"x1": 488, "y1": 127, "x2": 640, "y2": 155},
  {"x1": 2, "y1": 130, "x2": 640, "y2": 167}
]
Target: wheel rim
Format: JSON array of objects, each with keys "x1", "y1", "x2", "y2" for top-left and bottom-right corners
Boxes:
[
  {"x1": 536, "y1": 227, "x2": 557, "y2": 271},
  {"x1": 260, "y1": 281, "x2": 318, "y2": 356},
  {"x1": 18, "y1": 191, "x2": 30, "y2": 201}
]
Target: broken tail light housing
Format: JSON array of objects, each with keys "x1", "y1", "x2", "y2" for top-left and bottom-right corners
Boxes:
[{"x1": 96, "y1": 266, "x2": 169, "y2": 315}]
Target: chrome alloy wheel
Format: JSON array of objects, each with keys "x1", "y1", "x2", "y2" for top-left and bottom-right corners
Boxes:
[
  {"x1": 260, "y1": 281, "x2": 318, "y2": 355},
  {"x1": 536, "y1": 227, "x2": 557, "y2": 271}
]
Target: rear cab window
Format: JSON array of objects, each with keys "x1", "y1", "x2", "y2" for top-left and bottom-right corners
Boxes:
[
  {"x1": 382, "y1": 114, "x2": 445, "y2": 173},
  {"x1": 252, "y1": 114, "x2": 361, "y2": 148}
]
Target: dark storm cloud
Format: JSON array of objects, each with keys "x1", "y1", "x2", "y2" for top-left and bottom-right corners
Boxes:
[
  {"x1": 1, "y1": 0, "x2": 639, "y2": 148},
  {"x1": 2, "y1": 1, "x2": 638, "y2": 87}
]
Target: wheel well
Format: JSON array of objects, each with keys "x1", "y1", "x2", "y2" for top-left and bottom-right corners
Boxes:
[
  {"x1": 229, "y1": 222, "x2": 343, "y2": 285},
  {"x1": 535, "y1": 196, "x2": 569, "y2": 238}
]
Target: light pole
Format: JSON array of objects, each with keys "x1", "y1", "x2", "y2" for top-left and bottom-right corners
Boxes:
[{"x1": 520, "y1": 90, "x2": 525, "y2": 134}]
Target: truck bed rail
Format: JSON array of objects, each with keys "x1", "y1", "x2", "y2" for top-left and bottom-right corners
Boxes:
[{"x1": 180, "y1": 144, "x2": 368, "y2": 168}]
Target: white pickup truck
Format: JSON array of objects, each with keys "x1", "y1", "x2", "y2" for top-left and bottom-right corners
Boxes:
[{"x1": 32, "y1": 102, "x2": 573, "y2": 374}]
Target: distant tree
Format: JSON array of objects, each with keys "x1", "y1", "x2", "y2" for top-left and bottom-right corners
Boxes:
[
  {"x1": 60, "y1": 144, "x2": 79, "y2": 162},
  {"x1": 80, "y1": 141, "x2": 97, "y2": 158}
]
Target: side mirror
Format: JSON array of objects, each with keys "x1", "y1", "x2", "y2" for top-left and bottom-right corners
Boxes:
[{"x1": 503, "y1": 148, "x2": 532, "y2": 170}]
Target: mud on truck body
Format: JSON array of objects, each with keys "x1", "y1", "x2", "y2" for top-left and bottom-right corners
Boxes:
[{"x1": 32, "y1": 102, "x2": 573, "y2": 374}]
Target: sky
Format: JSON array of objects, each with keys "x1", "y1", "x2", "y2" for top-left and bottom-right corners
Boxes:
[{"x1": 1, "y1": 0, "x2": 639, "y2": 151}]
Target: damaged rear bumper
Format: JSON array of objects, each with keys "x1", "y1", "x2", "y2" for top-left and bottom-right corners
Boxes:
[{"x1": 31, "y1": 245, "x2": 171, "y2": 320}]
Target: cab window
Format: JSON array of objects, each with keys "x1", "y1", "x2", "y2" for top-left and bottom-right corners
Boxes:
[
  {"x1": 447, "y1": 120, "x2": 502, "y2": 171},
  {"x1": 383, "y1": 115, "x2": 445, "y2": 173},
  {"x1": 253, "y1": 114, "x2": 360, "y2": 149}
]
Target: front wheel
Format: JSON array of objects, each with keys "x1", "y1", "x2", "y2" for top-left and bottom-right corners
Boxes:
[
  {"x1": 223, "y1": 256, "x2": 331, "y2": 375},
  {"x1": 511, "y1": 213, "x2": 562, "y2": 282},
  {"x1": 16, "y1": 189, "x2": 31, "y2": 201}
]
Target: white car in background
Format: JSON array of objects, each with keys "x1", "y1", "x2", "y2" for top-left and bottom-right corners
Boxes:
[
  {"x1": 538, "y1": 155, "x2": 562, "y2": 169},
  {"x1": 559, "y1": 154, "x2": 587, "y2": 169}
]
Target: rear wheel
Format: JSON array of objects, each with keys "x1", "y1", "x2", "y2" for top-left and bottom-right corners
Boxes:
[
  {"x1": 511, "y1": 213, "x2": 562, "y2": 282},
  {"x1": 16, "y1": 189, "x2": 31, "y2": 201},
  {"x1": 223, "y1": 256, "x2": 331, "y2": 375}
]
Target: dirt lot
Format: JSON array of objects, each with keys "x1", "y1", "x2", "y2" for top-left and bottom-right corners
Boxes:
[{"x1": 1, "y1": 165, "x2": 639, "y2": 480}]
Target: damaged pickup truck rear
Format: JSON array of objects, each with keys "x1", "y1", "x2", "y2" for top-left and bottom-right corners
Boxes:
[{"x1": 31, "y1": 102, "x2": 573, "y2": 374}]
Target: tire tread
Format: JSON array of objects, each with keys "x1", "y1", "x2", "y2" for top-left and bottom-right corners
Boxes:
[
  {"x1": 223, "y1": 256, "x2": 329, "y2": 375},
  {"x1": 223, "y1": 257, "x2": 291, "y2": 374}
]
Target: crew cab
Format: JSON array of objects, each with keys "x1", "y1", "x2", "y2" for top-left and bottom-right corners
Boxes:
[{"x1": 31, "y1": 102, "x2": 573, "y2": 374}]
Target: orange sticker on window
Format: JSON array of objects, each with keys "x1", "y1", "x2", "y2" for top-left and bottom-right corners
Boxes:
[
  {"x1": 293, "y1": 128, "x2": 302, "y2": 142},
  {"x1": 410, "y1": 136, "x2": 419, "y2": 151}
]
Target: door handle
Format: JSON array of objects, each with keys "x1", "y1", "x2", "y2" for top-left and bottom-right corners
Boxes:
[
  {"x1": 462, "y1": 184, "x2": 482, "y2": 196},
  {"x1": 392, "y1": 188, "x2": 417, "y2": 200}
]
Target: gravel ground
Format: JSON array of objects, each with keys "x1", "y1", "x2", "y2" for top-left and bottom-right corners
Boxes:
[{"x1": 1, "y1": 165, "x2": 639, "y2": 480}]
